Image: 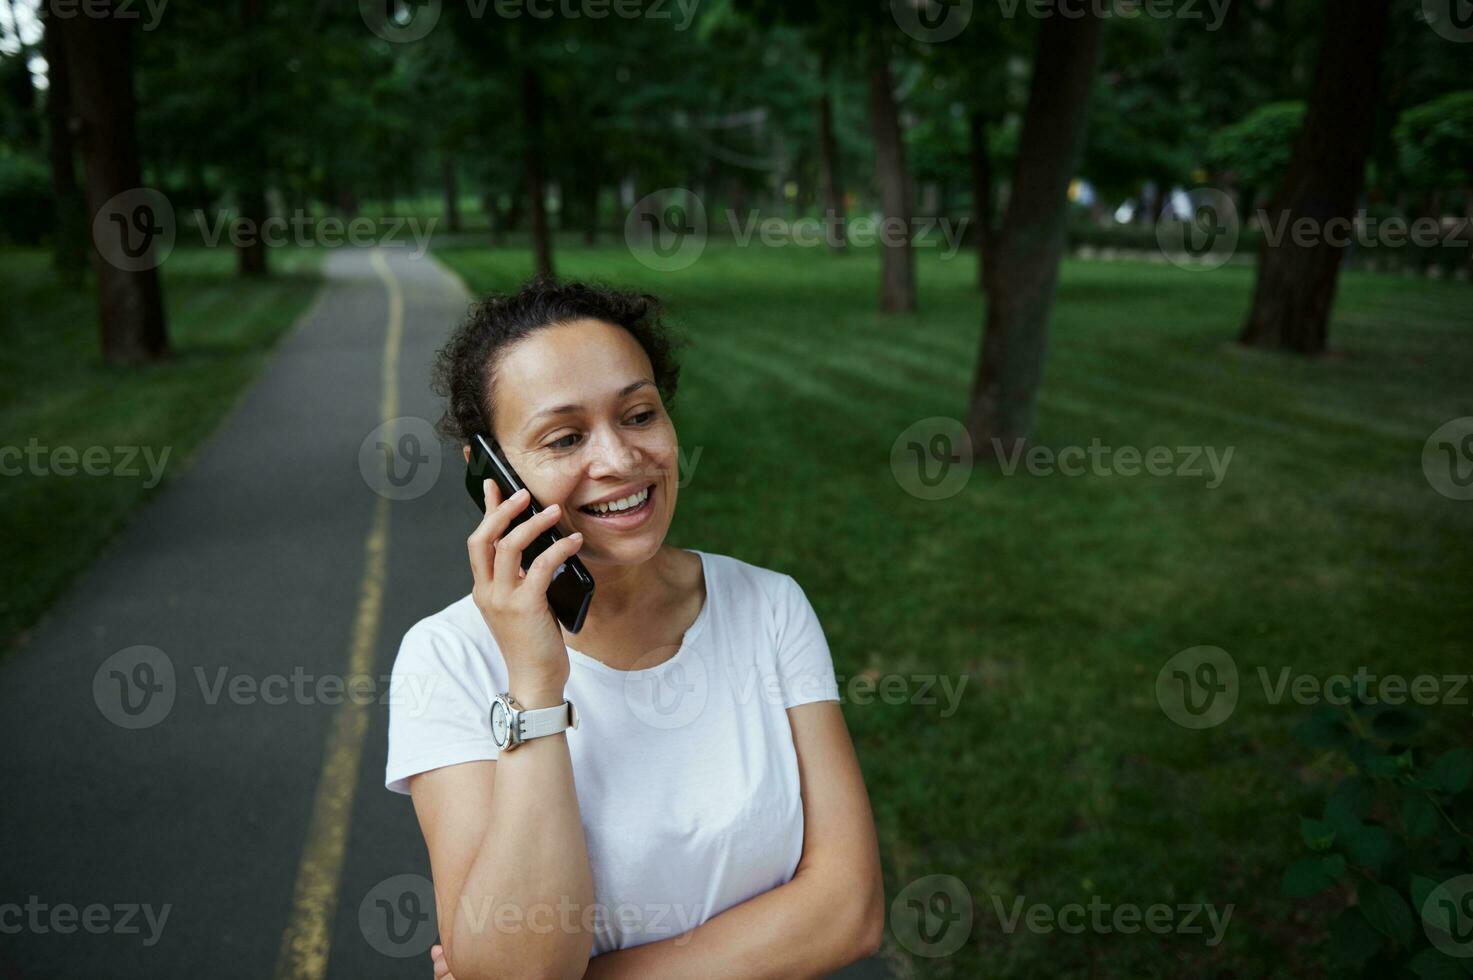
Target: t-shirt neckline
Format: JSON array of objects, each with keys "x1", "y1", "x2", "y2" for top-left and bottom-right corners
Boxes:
[{"x1": 563, "y1": 549, "x2": 712, "y2": 678}]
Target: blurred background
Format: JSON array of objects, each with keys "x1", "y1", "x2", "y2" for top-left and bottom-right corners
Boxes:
[{"x1": 1, "y1": 0, "x2": 1471, "y2": 977}]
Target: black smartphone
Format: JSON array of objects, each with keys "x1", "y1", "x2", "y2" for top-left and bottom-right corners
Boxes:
[{"x1": 465, "y1": 433, "x2": 595, "y2": 634}]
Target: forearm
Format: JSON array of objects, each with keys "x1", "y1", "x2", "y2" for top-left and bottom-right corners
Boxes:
[
  {"x1": 580, "y1": 867, "x2": 881, "y2": 980},
  {"x1": 450, "y1": 689, "x2": 594, "y2": 980}
]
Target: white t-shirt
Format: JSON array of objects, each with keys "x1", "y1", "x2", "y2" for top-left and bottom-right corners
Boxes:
[{"x1": 384, "y1": 549, "x2": 841, "y2": 956}]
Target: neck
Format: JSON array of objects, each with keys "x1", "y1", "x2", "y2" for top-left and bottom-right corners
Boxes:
[{"x1": 561, "y1": 546, "x2": 671, "y2": 636}]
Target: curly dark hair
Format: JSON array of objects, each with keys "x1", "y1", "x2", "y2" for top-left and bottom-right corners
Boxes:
[{"x1": 432, "y1": 278, "x2": 684, "y2": 444}]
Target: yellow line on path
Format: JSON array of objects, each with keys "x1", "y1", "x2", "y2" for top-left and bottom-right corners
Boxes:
[{"x1": 275, "y1": 248, "x2": 403, "y2": 979}]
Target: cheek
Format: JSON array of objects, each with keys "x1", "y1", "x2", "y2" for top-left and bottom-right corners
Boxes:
[{"x1": 527, "y1": 458, "x2": 583, "y2": 506}]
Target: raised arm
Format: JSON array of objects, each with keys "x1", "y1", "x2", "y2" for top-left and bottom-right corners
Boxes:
[{"x1": 411, "y1": 479, "x2": 595, "y2": 980}]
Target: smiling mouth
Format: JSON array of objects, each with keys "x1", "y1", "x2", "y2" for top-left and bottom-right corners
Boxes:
[{"x1": 578, "y1": 484, "x2": 654, "y2": 520}]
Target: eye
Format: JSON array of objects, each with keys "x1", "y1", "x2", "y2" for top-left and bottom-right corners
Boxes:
[
  {"x1": 547, "y1": 432, "x2": 581, "y2": 450},
  {"x1": 627, "y1": 410, "x2": 656, "y2": 425}
]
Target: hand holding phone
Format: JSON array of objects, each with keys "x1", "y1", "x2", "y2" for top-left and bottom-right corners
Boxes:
[{"x1": 465, "y1": 434, "x2": 596, "y2": 635}]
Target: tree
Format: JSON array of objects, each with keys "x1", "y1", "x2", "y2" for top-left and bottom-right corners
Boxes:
[
  {"x1": 40, "y1": 3, "x2": 86, "y2": 279},
  {"x1": 1206, "y1": 102, "x2": 1306, "y2": 211},
  {"x1": 965, "y1": 10, "x2": 1105, "y2": 455},
  {"x1": 868, "y1": 34, "x2": 913, "y2": 312},
  {"x1": 1394, "y1": 90, "x2": 1473, "y2": 209},
  {"x1": 816, "y1": 52, "x2": 846, "y2": 253},
  {"x1": 56, "y1": 3, "x2": 169, "y2": 364},
  {"x1": 236, "y1": 0, "x2": 268, "y2": 276},
  {"x1": 735, "y1": 0, "x2": 918, "y2": 311},
  {"x1": 1240, "y1": 0, "x2": 1393, "y2": 355}
]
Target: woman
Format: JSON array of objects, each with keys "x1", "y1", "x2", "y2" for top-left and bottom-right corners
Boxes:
[{"x1": 385, "y1": 279, "x2": 884, "y2": 979}]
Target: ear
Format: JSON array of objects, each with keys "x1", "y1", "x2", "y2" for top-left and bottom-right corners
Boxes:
[{"x1": 461, "y1": 444, "x2": 472, "y2": 464}]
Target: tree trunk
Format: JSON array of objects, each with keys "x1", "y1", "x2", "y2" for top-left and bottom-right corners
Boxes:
[
  {"x1": 236, "y1": 0, "x2": 268, "y2": 277},
  {"x1": 42, "y1": 3, "x2": 87, "y2": 281},
  {"x1": 965, "y1": 10, "x2": 1104, "y2": 455},
  {"x1": 59, "y1": 5, "x2": 169, "y2": 364},
  {"x1": 522, "y1": 67, "x2": 554, "y2": 280},
  {"x1": 867, "y1": 43, "x2": 914, "y2": 313},
  {"x1": 968, "y1": 110, "x2": 996, "y2": 291},
  {"x1": 441, "y1": 155, "x2": 461, "y2": 233},
  {"x1": 1239, "y1": 0, "x2": 1392, "y2": 354},
  {"x1": 583, "y1": 180, "x2": 599, "y2": 246},
  {"x1": 817, "y1": 53, "x2": 846, "y2": 253}
]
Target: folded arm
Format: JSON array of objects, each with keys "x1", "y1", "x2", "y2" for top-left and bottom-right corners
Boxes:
[{"x1": 580, "y1": 700, "x2": 885, "y2": 980}]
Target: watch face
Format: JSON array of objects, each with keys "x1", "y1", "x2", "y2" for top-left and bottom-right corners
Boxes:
[{"x1": 490, "y1": 699, "x2": 510, "y2": 746}]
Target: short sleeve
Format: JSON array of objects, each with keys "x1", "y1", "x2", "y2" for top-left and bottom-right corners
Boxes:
[
  {"x1": 385, "y1": 619, "x2": 502, "y2": 795},
  {"x1": 772, "y1": 575, "x2": 841, "y2": 709}
]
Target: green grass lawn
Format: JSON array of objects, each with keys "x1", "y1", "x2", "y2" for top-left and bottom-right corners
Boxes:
[
  {"x1": 0, "y1": 246, "x2": 323, "y2": 653},
  {"x1": 436, "y1": 240, "x2": 1473, "y2": 979}
]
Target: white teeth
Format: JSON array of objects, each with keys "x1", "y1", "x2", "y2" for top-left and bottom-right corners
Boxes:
[{"x1": 585, "y1": 486, "x2": 649, "y2": 515}]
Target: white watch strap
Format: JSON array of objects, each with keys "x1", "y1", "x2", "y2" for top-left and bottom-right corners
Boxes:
[{"x1": 517, "y1": 700, "x2": 575, "y2": 741}]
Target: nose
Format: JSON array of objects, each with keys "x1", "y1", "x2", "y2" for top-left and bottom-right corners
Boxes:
[{"x1": 583, "y1": 424, "x2": 643, "y2": 481}]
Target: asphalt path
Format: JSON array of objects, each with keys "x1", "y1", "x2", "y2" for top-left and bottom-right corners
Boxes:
[{"x1": 0, "y1": 246, "x2": 894, "y2": 979}]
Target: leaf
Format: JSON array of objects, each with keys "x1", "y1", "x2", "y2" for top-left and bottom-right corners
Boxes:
[
  {"x1": 1426, "y1": 749, "x2": 1473, "y2": 795},
  {"x1": 1282, "y1": 856, "x2": 1337, "y2": 898},
  {"x1": 1411, "y1": 874, "x2": 1443, "y2": 914},
  {"x1": 1342, "y1": 824, "x2": 1398, "y2": 873},
  {"x1": 1295, "y1": 707, "x2": 1354, "y2": 750},
  {"x1": 1328, "y1": 907, "x2": 1384, "y2": 966},
  {"x1": 1407, "y1": 946, "x2": 1468, "y2": 980},
  {"x1": 1404, "y1": 795, "x2": 1442, "y2": 840},
  {"x1": 1357, "y1": 880, "x2": 1415, "y2": 944},
  {"x1": 1370, "y1": 705, "x2": 1426, "y2": 741},
  {"x1": 1326, "y1": 776, "x2": 1375, "y2": 827},
  {"x1": 1301, "y1": 816, "x2": 1336, "y2": 851}
]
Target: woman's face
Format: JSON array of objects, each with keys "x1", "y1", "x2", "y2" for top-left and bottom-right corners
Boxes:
[{"x1": 483, "y1": 318, "x2": 678, "y2": 567}]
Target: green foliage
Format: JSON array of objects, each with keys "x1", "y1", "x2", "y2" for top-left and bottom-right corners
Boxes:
[
  {"x1": 0, "y1": 148, "x2": 52, "y2": 245},
  {"x1": 1394, "y1": 91, "x2": 1473, "y2": 192},
  {"x1": 1206, "y1": 102, "x2": 1305, "y2": 196},
  {"x1": 440, "y1": 240, "x2": 1473, "y2": 978},
  {"x1": 1282, "y1": 693, "x2": 1473, "y2": 977}
]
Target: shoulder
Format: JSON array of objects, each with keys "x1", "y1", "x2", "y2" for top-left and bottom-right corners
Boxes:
[
  {"x1": 692, "y1": 550, "x2": 813, "y2": 625},
  {"x1": 392, "y1": 593, "x2": 503, "y2": 679}
]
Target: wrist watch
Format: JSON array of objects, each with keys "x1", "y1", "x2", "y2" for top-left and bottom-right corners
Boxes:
[{"x1": 490, "y1": 691, "x2": 578, "y2": 751}]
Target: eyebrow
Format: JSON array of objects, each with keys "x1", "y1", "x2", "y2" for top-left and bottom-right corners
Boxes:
[{"x1": 521, "y1": 379, "x2": 655, "y2": 433}]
